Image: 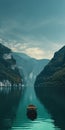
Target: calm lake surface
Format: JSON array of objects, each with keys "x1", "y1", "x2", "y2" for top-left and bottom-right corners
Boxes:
[
  {"x1": 0, "y1": 81, "x2": 61, "y2": 130},
  {"x1": 11, "y1": 78, "x2": 61, "y2": 130}
]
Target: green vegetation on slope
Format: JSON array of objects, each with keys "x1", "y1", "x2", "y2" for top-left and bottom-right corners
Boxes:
[
  {"x1": 0, "y1": 43, "x2": 22, "y2": 85},
  {"x1": 35, "y1": 46, "x2": 65, "y2": 88}
]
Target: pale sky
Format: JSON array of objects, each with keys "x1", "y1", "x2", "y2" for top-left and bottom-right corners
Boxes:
[{"x1": 0, "y1": 0, "x2": 65, "y2": 59}]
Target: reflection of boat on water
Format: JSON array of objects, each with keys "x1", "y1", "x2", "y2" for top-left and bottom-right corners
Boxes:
[{"x1": 27, "y1": 104, "x2": 37, "y2": 121}]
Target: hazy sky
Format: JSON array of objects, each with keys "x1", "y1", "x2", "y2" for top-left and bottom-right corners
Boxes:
[{"x1": 0, "y1": 0, "x2": 65, "y2": 59}]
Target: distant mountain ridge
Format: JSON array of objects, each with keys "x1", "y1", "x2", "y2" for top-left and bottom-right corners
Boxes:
[
  {"x1": 0, "y1": 43, "x2": 22, "y2": 86},
  {"x1": 14, "y1": 52, "x2": 32, "y2": 60},
  {"x1": 13, "y1": 52, "x2": 49, "y2": 84}
]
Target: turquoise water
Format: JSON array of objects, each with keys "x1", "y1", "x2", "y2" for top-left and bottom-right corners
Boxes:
[{"x1": 11, "y1": 82, "x2": 60, "y2": 130}]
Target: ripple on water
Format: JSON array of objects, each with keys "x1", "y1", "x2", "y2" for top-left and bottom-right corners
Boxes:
[{"x1": 11, "y1": 118, "x2": 59, "y2": 130}]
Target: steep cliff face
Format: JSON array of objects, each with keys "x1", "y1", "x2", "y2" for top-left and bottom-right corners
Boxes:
[
  {"x1": 35, "y1": 46, "x2": 65, "y2": 89},
  {"x1": 0, "y1": 43, "x2": 22, "y2": 86}
]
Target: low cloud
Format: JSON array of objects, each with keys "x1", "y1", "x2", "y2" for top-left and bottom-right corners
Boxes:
[
  {"x1": 1, "y1": 36, "x2": 64, "y2": 60},
  {"x1": 23, "y1": 47, "x2": 45, "y2": 59}
]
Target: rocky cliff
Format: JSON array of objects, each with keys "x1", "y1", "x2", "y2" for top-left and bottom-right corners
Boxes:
[
  {"x1": 0, "y1": 43, "x2": 22, "y2": 86},
  {"x1": 35, "y1": 46, "x2": 65, "y2": 91}
]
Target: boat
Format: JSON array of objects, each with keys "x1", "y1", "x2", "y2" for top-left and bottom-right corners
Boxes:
[{"x1": 26, "y1": 104, "x2": 37, "y2": 120}]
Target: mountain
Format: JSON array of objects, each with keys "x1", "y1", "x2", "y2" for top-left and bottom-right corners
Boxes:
[
  {"x1": 35, "y1": 46, "x2": 65, "y2": 89},
  {"x1": 13, "y1": 52, "x2": 35, "y2": 77},
  {"x1": 0, "y1": 43, "x2": 22, "y2": 86},
  {"x1": 34, "y1": 46, "x2": 65, "y2": 130},
  {"x1": 13, "y1": 52, "x2": 49, "y2": 84}
]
